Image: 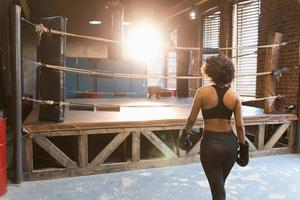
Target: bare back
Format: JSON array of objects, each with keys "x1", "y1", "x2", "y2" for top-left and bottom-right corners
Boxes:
[
  {"x1": 185, "y1": 84, "x2": 245, "y2": 142},
  {"x1": 200, "y1": 85, "x2": 238, "y2": 132}
]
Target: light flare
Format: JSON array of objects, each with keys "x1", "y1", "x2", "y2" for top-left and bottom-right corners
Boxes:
[{"x1": 125, "y1": 24, "x2": 163, "y2": 62}]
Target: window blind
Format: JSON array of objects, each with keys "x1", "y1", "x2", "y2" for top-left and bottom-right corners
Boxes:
[
  {"x1": 232, "y1": 0, "x2": 260, "y2": 96},
  {"x1": 202, "y1": 11, "x2": 221, "y2": 86}
]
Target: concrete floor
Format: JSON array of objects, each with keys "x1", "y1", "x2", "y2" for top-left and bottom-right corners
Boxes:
[{"x1": 1, "y1": 154, "x2": 300, "y2": 200}]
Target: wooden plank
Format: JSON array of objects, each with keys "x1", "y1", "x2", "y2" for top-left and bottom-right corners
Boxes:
[
  {"x1": 27, "y1": 145, "x2": 290, "y2": 181},
  {"x1": 23, "y1": 103, "x2": 298, "y2": 134},
  {"x1": 132, "y1": 131, "x2": 140, "y2": 162},
  {"x1": 28, "y1": 126, "x2": 186, "y2": 137},
  {"x1": 263, "y1": 32, "x2": 283, "y2": 113},
  {"x1": 288, "y1": 122, "x2": 296, "y2": 153},
  {"x1": 90, "y1": 132, "x2": 130, "y2": 166},
  {"x1": 250, "y1": 147, "x2": 289, "y2": 157},
  {"x1": 142, "y1": 131, "x2": 178, "y2": 159},
  {"x1": 78, "y1": 135, "x2": 88, "y2": 167},
  {"x1": 264, "y1": 123, "x2": 290, "y2": 150},
  {"x1": 254, "y1": 125, "x2": 265, "y2": 150},
  {"x1": 33, "y1": 136, "x2": 78, "y2": 168},
  {"x1": 24, "y1": 115, "x2": 300, "y2": 137},
  {"x1": 28, "y1": 156, "x2": 201, "y2": 181},
  {"x1": 160, "y1": 0, "x2": 208, "y2": 22},
  {"x1": 23, "y1": 135, "x2": 33, "y2": 179},
  {"x1": 24, "y1": 114, "x2": 298, "y2": 135},
  {"x1": 177, "y1": 129, "x2": 186, "y2": 157}
]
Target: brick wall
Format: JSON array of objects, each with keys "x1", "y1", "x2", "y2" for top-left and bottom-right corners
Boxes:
[{"x1": 256, "y1": 0, "x2": 300, "y2": 112}]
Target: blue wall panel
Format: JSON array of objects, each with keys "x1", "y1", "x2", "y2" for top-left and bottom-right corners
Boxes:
[
  {"x1": 66, "y1": 57, "x2": 147, "y2": 98},
  {"x1": 65, "y1": 57, "x2": 78, "y2": 98},
  {"x1": 77, "y1": 58, "x2": 96, "y2": 93}
]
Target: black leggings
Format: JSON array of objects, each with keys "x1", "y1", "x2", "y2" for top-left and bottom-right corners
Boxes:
[{"x1": 200, "y1": 130, "x2": 239, "y2": 200}]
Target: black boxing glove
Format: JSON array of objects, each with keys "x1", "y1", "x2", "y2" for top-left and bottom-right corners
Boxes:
[
  {"x1": 236, "y1": 141, "x2": 249, "y2": 167},
  {"x1": 179, "y1": 129, "x2": 192, "y2": 152}
]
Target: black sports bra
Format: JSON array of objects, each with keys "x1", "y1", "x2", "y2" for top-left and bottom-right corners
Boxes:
[{"x1": 201, "y1": 85, "x2": 233, "y2": 120}]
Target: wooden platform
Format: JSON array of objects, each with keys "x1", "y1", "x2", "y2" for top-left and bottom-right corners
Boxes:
[{"x1": 23, "y1": 98, "x2": 298, "y2": 180}]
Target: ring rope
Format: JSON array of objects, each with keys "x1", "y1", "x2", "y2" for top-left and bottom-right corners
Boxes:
[
  {"x1": 24, "y1": 58, "x2": 288, "y2": 80},
  {"x1": 67, "y1": 90, "x2": 295, "y2": 102},
  {"x1": 232, "y1": 51, "x2": 257, "y2": 58},
  {"x1": 21, "y1": 18, "x2": 297, "y2": 51},
  {"x1": 23, "y1": 95, "x2": 285, "y2": 108},
  {"x1": 67, "y1": 90, "x2": 141, "y2": 95},
  {"x1": 22, "y1": 97, "x2": 120, "y2": 111},
  {"x1": 173, "y1": 40, "x2": 298, "y2": 51},
  {"x1": 241, "y1": 95, "x2": 283, "y2": 103},
  {"x1": 22, "y1": 18, "x2": 123, "y2": 44}
]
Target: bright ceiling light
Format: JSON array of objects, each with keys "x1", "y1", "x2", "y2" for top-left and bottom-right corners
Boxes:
[
  {"x1": 189, "y1": 11, "x2": 197, "y2": 20},
  {"x1": 125, "y1": 24, "x2": 163, "y2": 62},
  {"x1": 123, "y1": 21, "x2": 132, "y2": 26},
  {"x1": 89, "y1": 20, "x2": 102, "y2": 25}
]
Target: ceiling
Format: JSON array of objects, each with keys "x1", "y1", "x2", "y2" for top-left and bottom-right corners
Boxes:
[{"x1": 27, "y1": 0, "x2": 182, "y2": 36}]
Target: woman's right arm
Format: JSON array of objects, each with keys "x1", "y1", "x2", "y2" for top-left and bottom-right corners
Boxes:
[{"x1": 233, "y1": 97, "x2": 245, "y2": 144}]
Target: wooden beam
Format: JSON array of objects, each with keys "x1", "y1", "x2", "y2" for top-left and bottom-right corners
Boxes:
[
  {"x1": 161, "y1": 0, "x2": 208, "y2": 22},
  {"x1": 90, "y1": 132, "x2": 130, "y2": 166},
  {"x1": 254, "y1": 125, "x2": 265, "y2": 150},
  {"x1": 264, "y1": 123, "x2": 290, "y2": 149},
  {"x1": 132, "y1": 131, "x2": 140, "y2": 162},
  {"x1": 26, "y1": 145, "x2": 290, "y2": 181},
  {"x1": 28, "y1": 156, "x2": 200, "y2": 181},
  {"x1": 141, "y1": 131, "x2": 178, "y2": 159},
  {"x1": 78, "y1": 135, "x2": 88, "y2": 167},
  {"x1": 33, "y1": 136, "x2": 77, "y2": 168},
  {"x1": 263, "y1": 32, "x2": 283, "y2": 113},
  {"x1": 23, "y1": 135, "x2": 33, "y2": 179},
  {"x1": 250, "y1": 147, "x2": 289, "y2": 157}
]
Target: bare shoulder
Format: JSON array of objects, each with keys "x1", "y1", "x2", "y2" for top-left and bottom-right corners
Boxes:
[
  {"x1": 227, "y1": 87, "x2": 240, "y2": 100},
  {"x1": 196, "y1": 85, "x2": 213, "y2": 96},
  {"x1": 223, "y1": 87, "x2": 241, "y2": 110}
]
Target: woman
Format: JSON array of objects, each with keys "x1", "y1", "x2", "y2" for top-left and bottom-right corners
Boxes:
[{"x1": 183, "y1": 55, "x2": 247, "y2": 200}]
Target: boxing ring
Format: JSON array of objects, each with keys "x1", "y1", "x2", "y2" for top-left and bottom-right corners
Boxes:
[
  {"x1": 15, "y1": 8, "x2": 299, "y2": 181},
  {"x1": 23, "y1": 98, "x2": 297, "y2": 180}
]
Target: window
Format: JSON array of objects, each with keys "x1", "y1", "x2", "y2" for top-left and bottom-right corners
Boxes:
[
  {"x1": 232, "y1": 0, "x2": 260, "y2": 96},
  {"x1": 166, "y1": 29, "x2": 177, "y2": 89},
  {"x1": 202, "y1": 11, "x2": 221, "y2": 86}
]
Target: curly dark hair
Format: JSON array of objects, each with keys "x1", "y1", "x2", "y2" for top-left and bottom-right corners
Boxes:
[{"x1": 201, "y1": 55, "x2": 235, "y2": 84}]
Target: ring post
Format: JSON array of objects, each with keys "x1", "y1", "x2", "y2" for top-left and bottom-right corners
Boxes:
[{"x1": 11, "y1": 4, "x2": 23, "y2": 183}]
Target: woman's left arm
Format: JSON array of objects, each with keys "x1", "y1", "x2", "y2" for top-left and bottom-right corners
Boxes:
[{"x1": 184, "y1": 89, "x2": 202, "y2": 132}]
